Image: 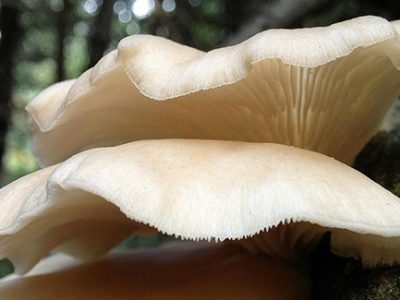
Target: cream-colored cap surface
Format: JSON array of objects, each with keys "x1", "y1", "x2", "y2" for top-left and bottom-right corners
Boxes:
[
  {"x1": 0, "y1": 244, "x2": 310, "y2": 300},
  {"x1": 1, "y1": 140, "x2": 400, "y2": 272},
  {"x1": 27, "y1": 16, "x2": 400, "y2": 166}
]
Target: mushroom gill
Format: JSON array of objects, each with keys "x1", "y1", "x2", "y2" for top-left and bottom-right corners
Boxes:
[{"x1": 27, "y1": 16, "x2": 400, "y2": 166}]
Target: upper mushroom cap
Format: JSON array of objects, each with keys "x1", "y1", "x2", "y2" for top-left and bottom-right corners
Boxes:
[
  {"x1": 1, "y1": 139, "x2": 400, "y2": 272},
  {"x1": 27, "y1": 16, "x2": 400, "y2": 166}
]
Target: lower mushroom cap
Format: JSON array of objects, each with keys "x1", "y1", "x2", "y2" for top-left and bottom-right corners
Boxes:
[
  {"x1": 0, "y1": 243, "x2": 310, "y2": 300},
  {"x1": 1, "y1": 139, "x2": 400, "y2": 272}
]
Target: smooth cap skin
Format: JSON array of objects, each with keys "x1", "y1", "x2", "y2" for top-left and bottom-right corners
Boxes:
[
  {"x1": 392, "y1": 20, "x2": 400, "y2": 33},
  {"x1": 27, "y1": 16, "x2": 400, "y2": 166},
  {"x1": 380, "y1": 19, "x2": 400, "y2": 131},
  {"x1": 1, "y1": 139, "x2": 400, "y2": 272},
  {"x1": 0, "y1": 243, "x2": 310, "y2": 300}
]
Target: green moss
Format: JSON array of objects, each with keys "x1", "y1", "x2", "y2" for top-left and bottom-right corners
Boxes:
[{"x1": 0, "y1": 259, "x2": 14, "y2": 279}]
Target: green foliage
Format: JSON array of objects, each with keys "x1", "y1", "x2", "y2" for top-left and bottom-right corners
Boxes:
[
  {"x1": 193, "y1": 21, "x2": 220, "y2": 48},
  {"x1": 201, "y1": 0, "x2": 224, "y2": 16},
  {"x1": 64, "y1": 35, "x2": 89, "y2": 78},
  {"x1": 0, "y1": 259, "x2": 14, "y2": 279}
]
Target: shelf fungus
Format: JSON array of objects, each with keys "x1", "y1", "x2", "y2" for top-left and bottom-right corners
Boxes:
[{"x1": 1, "y1": 16, "x2": 400, "y2": 299}]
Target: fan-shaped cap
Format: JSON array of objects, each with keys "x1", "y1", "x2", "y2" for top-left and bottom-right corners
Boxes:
[
  {"x1": 1, "y1": 139, "x2": 400, "y2": 272},
  {"x1": 27, "y1": 16, "x2": 400, "y2": 166},
  {"x1": 0, "y1": 244, "x2": 310, "y2": 300}
]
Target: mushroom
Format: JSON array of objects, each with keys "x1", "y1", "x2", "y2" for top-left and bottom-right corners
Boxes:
[
  {"x1": 0, "y1": 243, "x2": 310, "y2": 300},
  {"x1": 27, "y1": 16, "x2": 400, "y2": 166},
  {"x1": 1, "y1": 16, "x2": 400, "y2": 299},
  {"x1": 1, "y1": 139, "x2": 400, "y2": 273},
  {"x1": 392, "y1": 20, "x2": 400, "y2": 33}
]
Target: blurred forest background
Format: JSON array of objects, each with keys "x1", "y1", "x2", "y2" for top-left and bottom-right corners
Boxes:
[
  {"x1": 1, "y1": 0, "x2": 400, "y2": 185},
  {"x1": 1, "y1": 0, "x2": 400, "y2": 296}
]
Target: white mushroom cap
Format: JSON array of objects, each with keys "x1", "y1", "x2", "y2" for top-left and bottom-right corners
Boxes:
[
  {"x1": 392, "y1": 20, "x2": 400, "y2": 34},
  {"x1": 27, "y1": 16, "x2": 400, "y2": 166},
  {"x1": 0, "y1": 243, "x2": 310, "y2": 300},
  {"x1": 1, "y1": 139, "x2": 400, "y2": 272}
]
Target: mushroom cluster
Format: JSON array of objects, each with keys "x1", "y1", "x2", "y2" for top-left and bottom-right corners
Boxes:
[{"x1": 1, "y1": 15, "x2": 400, "y2": 299}]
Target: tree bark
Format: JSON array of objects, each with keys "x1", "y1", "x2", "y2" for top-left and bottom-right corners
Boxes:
[
  {"x1": 311, "y1": 126, "x2": 400, "y2": 299},
  {"x1": 311, "y1": 233, "x2": 400, "y2": 300}
]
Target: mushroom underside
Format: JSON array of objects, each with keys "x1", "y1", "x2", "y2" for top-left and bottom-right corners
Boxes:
[
  {"x1": 0, "y1": 244, "x2": 311, "y2": 300},
  {"x1": 1, "y1": 139, "x2": 400, "y2": 273},
  {"x1": 27, "y1": 17, "x2": 400, "y2": 166}
]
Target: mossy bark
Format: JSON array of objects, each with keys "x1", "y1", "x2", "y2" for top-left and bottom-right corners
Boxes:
[{"x1": 354, "y1": 126, "x2": 400, "y2": 197}]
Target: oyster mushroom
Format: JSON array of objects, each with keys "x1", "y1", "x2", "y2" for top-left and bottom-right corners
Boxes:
[
  {"x1": 0, "y1": 244, "x2": 310, "y2": 300},
  {"x1": 1, "y1": 16, "x2": 400, "y2": 299},
  {"x1": 27, "y1": 16, "x2": 400, "y2": 166},
  {"x1": 1, "y1": 140, "x2": 400, "y2": 274},
  {"x1": 392, "y1": 20, "x2": 400, "y2": 33}
]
